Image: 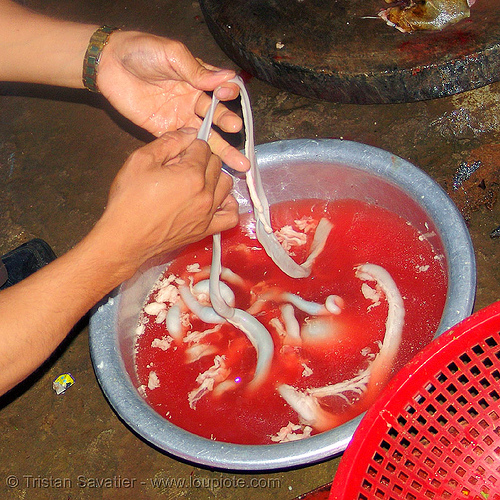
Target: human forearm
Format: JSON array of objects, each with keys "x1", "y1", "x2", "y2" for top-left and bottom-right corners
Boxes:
[
  {"x1": 0, "y1": 0, "x2": 97, "y2": 87},
  {"x1": 0, "y1": 232, "x2": 129, "y2": 395},
  {"x1": 0, "y1": 0, "x2": 249, "y2": 171},
  {"x1": 0, "y1": 130, "x2": 237, "y2": 396}
]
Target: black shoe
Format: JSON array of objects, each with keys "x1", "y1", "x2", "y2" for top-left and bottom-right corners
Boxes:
[{"x1": 0, "y1": 239, "x2": 57, "y2": 290}]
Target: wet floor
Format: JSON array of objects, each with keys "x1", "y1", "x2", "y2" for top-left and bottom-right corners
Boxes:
[{"x1": 0, "y1": 0, "x2": 499, "y2": 499}]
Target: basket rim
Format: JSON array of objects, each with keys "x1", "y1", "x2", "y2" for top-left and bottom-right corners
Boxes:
[{"x1": 330, "y1": 300, "x2": 500, "y2": 499}]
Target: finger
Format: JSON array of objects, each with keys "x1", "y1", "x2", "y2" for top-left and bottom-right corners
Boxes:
[
  {"x1": 191, "y1": 61, "x2": 237, "y2": 91},
  {"x1": 194, "y1": 67, "x2": 237, "y2": 91},
  {"x1": 178, "y1": 141, "x2": 232, "y2": 220},
  {"x1": 206, "y1": 195, "x2": 240, "y2": 234},
  {"x1": 141, "y1": 128, "x2": 198, "y2": 166},
  {"x1": 194, "y1": 96, "x2": 242, "y2": 134},
  {"x1": 195, "y1": 61, "x2": 241, "y2": 100},
  {"x1": 207, "y1": 132, "x2": 250, "y2": 172},
  {"x1": 195, "y1": 61, "x2": 241, "y2": 101},
  {"x1": 213, "y1": 105, "x2": 243, "y2": 133},
  {"x1": 175, "y1": 137, "x2": 213, "y2": 174},
  {"x1": 214, "y1": 83, "x2": 240, "y2": 101},
  {"x1": 211, "y1": 170, "x2": 234, "y2": 212},
  {"x1": 202, "y1": 149, "x2": 224, "y2": 195},
  {"x1": 195, "y1": 59, "x2": 221, "y2": 72},
  {"x1": 201, "y1": 151, "x2": 234, "y2": 217},
  {"x1": 168, "y1": 50, "x2": 236, "y2": 92}
]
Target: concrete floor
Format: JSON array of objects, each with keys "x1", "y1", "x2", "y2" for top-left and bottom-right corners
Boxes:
[{"x1": 0, "y1": 0, "x2": 499, "y2": 499}]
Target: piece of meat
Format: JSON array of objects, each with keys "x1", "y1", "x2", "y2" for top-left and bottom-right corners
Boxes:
[
  {"x1": 187, "y1": 355, "x2": 229, "y2": 409},
  {"x1": 275, "y1": 225, "x2": 308, "y2": 251},
  {"x1": 379, "y1": 0, "x2": 472, "y2": 33}
]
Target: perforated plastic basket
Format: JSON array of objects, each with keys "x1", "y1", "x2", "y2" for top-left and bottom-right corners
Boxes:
[{"x1": 330, "y1": 300, "x2": 500, "y2": 500}]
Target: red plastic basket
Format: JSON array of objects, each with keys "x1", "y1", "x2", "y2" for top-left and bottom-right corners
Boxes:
[{"x1": 330, "y1": 300, "x2": 500, "y2": 500}]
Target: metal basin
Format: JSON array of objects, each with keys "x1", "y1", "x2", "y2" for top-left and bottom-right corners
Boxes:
[{"x1": 89, "y1": 139, "x2": 476, "y2": 471}]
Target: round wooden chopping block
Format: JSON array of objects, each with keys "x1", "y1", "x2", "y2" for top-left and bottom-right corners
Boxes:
[{"x1": 199, "y1": 0, "x2": 500, "y2": 104}]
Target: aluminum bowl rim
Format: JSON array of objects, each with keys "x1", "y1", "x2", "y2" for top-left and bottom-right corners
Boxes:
[{"x1": 89, "y1": 138, "x2": 476, "y2": 471}]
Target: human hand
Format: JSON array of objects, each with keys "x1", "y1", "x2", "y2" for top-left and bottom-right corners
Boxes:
[
  {"x1": 96, "y1": 31, "x2": 249, "y2": 172},
  {"x1": 91, "y1": 128, "x2": 238, "y2": 280}
]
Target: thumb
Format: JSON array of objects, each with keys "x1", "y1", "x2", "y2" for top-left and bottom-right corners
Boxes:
[
  {"x1": 142, "y1": 127, "x2": 198, "y2": 166},
  {"x1": 176, "y1": 56, "x2": 236, "y2": 92}
]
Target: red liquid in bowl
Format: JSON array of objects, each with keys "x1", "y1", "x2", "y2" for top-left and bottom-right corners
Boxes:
[{"x1": 134, "y1": 199, "x2": 447, "y2": 444}]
